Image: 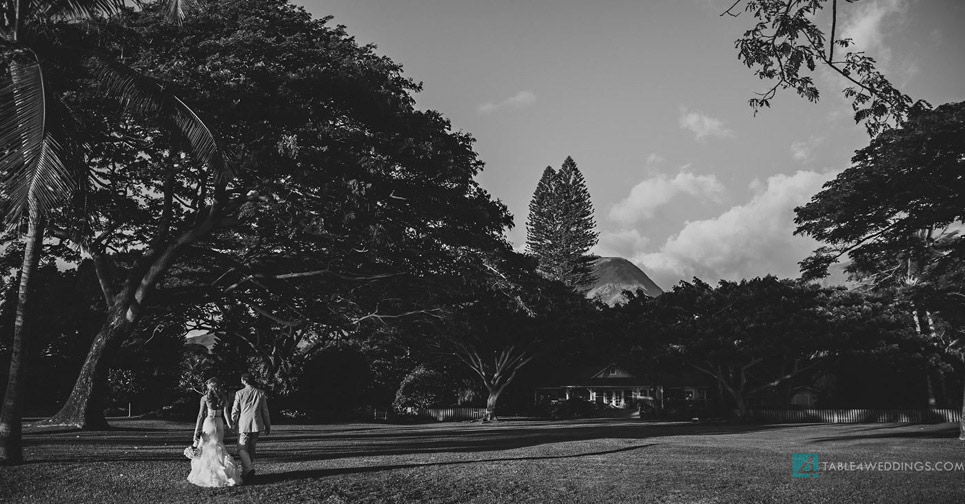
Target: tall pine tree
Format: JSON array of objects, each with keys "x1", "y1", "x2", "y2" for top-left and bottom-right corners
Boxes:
[{"x1": 525, "y1": 156, "x2": 599, "y2": 288}]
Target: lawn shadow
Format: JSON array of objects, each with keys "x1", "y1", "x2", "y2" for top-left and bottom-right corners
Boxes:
[
  {"x1": 22, "y1": 417, "x2": 954, "y2": 466},
  {"x1": 17, "y1": 419, "x2": 817, "y2": 464},
  {"x1": 809, "y1": 423, "x2": 959, "y2": 443},
  {"x1": 260, "y1": 420, "x2": 817, "y2": 463},
  {"x1": 251, "y1": 442, "x2": 658, "y2": 485}
]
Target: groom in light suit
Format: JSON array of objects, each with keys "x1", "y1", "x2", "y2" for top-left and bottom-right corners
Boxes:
[{"x1": 231, "y1": 373, "x2": 271, "y2": 481}]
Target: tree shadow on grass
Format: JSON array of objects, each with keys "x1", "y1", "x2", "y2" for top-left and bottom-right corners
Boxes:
[
  {"x1": 251, "y1": 443, "x2": 658, "y2": 485},
  {"x1": 259, "y1": 420, "x2": 819, "y2": 462},
  {"x1": 18, "y1": 419, "x2": 814, "y2": 465},
  {"x1": 22, "y1": 418, "x2": 940, "y2": 466},
  {"x1": 809, "y1": 423, "x2": 959, "y2": 443},
  {"x1": 267, "y1": 419, "x2": 813, "y2": 443}
]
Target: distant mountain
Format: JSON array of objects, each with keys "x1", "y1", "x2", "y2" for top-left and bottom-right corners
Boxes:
[
  {"x1": 185, "y1": 332, "x2": 218, "y2": 351},
  {"x1": 584, "y1": 256, "x2": 663, "y2": 306}
]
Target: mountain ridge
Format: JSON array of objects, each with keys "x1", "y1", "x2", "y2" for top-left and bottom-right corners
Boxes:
[{"x1": 584, "y1": 256, "x2": 663, "y2": 306}]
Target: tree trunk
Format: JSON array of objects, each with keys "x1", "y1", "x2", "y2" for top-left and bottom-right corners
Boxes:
[
  {"x1": 46, "y1": 226, "x2": 201, "y2": 429},
  {"x1": 483, "y1": 389, "x2": 501, "y2": 422},
  {"x1": 0, "y1": 200, "x2": 44, "y2": 464},
  {"x1": 959, "y1": 375, "x2": 965, "y2": 441},
  {"x1": 926, "y1": 373, "x2": 937, "y2": 408},
  {"x1": 735, "y1": 396, "x2": 749, "y2": 420},
  {"x1": 44, "y1": 310, "x2": 132, "y2": 429}
]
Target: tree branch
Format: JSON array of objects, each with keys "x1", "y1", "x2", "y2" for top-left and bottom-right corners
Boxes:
[
  {"x1": 746, "y1": 359, "x2": 824, "y2": 395},
  {"x1": 829, "y1": 0, "x2": 837, "y2": 61},
  {"x1": 250, "y1": 304, "x2": 302, "y2": 327},
  {"x1": 152, "y1": 167, "x2": 176, "y2": 248},
  {"x1": 721, "y1": 0, "x2": 742, "y2": 17},
  {"x1": 89, "y1": 249, "x2": 116, "y2": 307},
  {"x1": 350, "y1": 308, "x2": 443, "y2": 326}
]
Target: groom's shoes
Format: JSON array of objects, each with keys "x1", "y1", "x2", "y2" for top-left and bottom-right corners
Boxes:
[{"x1": 243, "y1": 469, "x2": 256, "y2": 483}]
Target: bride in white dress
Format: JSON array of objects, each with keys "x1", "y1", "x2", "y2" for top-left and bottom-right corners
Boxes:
[{"x1": 188, "y1": 378, "x2": 243, "y2": 487}]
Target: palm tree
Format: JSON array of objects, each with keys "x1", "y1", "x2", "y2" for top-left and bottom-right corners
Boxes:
[{"x1": 0, "y1": 0, "x2": 226, "y2": 464}]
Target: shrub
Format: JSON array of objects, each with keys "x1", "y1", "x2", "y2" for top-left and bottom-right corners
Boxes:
[{"x1": 550, "y1": 398, "x2": 597, "y2": 419}]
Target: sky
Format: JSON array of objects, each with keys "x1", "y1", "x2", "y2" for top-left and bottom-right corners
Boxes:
[{"x1": 297, "y1": 0, "x2": 965, "y2": 290}]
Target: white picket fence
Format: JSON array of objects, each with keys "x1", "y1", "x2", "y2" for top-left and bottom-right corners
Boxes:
[
  {"x1": 372, "y1": 407, "x2": 487, "y2": 421},
  {"x1": 372, "y1": 407, "x2": 963, "y2": 424},
  {"x1": 418, "y1": 407, "x2": 488, "y2": 421},
  {"x1": 740, "y1": 408, "x2": 962, "y2": 424}
]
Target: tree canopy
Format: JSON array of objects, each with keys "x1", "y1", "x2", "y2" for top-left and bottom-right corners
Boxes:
[
  {"x1": 619, "y1": 276, "x2": 907, "y2": 417},
  {"x1": 6, "y1": 0, "x2": 514, "y2": 429},
  {"x1": 0, "y1": 0, "x2": 230, "y2": 463},
  {"x1": 794, "y1": 101, "x2": 965, "y2": 434},
  {"x1": 796, "y1": 102, "x2": 965, "y2": 284}
]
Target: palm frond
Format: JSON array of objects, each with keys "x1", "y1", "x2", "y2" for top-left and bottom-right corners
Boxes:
[
  {"x1": 88, "y1": 54, "x2": 233, "y2": 180},
  {"x1": 32, "y1": 0, "x2": 126, "y2": 22},
  {"x1": 156, "y1": 0, "x2": 198, "y2": 24},
  {"x1": 0, "y1": 59, "x2": 75, "y2": 224}
]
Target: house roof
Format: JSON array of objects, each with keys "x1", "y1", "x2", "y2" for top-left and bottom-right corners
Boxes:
[
  {"x1": 553, "y1": 364, "x2": 652, "y2": 387},
  {"x1": 538, "y1": 363, "x2": 713, "y2": 389},
  {"x1": 563, "y1": 377, "x2": 653, "y2": 388}
]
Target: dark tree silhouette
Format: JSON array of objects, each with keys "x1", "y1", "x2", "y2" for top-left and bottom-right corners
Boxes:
[
  {"x1": 36, "y1": 0, "x2": 512, "y2": 430},
  {"x1": 525, "y1": 156, "x2": 598, "y2": 289},
  {"x1": 0, "y1": 0, "x2": 227, "y2": 462},
  {"x1": 795, "y1": 101, "x2": 965, "y2": 438}
]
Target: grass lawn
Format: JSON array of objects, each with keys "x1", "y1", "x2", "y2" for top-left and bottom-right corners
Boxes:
[{"x1": 2, "y1": 418, "x2": 964, "y2": 503}]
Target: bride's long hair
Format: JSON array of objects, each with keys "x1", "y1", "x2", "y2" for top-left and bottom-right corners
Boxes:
[{"x1": 205, "y1": 377, "x2": 227, "y2": 409}]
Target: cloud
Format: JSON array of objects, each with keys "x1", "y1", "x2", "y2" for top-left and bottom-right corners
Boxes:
[
  {"x1": 841, "y1": 0, "x2": 908, "y2": 67},
  {"x1": 679, "y1": 107, "x2": 733, "y2": 141},
  {"x1": 790, "y1": 136, "x2": 825, "y2": 164},
  {"x1": 594, "y1": 229, "x2": 650, "y2": 258},
  {"x1": 477, "y1": 90, "x2": 536, "y2": 114},
  {"x1": 632, "y1": 170, "x2": 838, "y2": 287},
  {"x1": 609, "y1": 167, "x2": 725, "y2": 224}
]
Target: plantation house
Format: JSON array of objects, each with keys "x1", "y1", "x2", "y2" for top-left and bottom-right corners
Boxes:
[{"x1": 534, "y1": 363, "x2": 710, "y2": 410}]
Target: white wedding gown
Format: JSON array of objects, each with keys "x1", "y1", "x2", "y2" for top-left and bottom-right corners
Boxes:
[{"x1": 187, "y1": 409, "x2": 243, "y2": 487}]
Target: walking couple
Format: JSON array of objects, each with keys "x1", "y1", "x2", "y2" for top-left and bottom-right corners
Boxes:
[{"x1": 186, "y1": 373, "x2": 271, "y2": 487}]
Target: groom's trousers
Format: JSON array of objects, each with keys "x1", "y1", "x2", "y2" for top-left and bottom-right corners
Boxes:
[{"x1": 238, "y1": 432, "x2": 260, "y2": 473}]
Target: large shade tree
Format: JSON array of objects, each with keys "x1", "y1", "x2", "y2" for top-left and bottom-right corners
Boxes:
[
  {"x1": 795, "y1": 101, "x2": 965, "y2": 437},
  {"x1": 435, "y1": 249, "x2": 590, "y2": 421},
  {"x1": 23, "y1": 0, "x2": 511, "y2": 430},
  {"x1": 645, "y1": 276, "x2": 902, "y2": 418},
  {"x1": 0, "y1": 0, "x2": 227, "y2": 463}
]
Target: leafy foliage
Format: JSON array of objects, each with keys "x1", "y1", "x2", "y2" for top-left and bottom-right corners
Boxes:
[
  {"x1": 26, "y1": 0, "x2": 514, "y2": 427},
  {"x1": 393, "y1": 364, "x2": 455, "y2": 410},
  {"x1": 795, "y1": 101, "x2": 965, "y2": 420},
  {"x1": 0, "y1": 60, "x2": 75, "y2": 222},
  {"x1": 796, "y1": 102, "x2": 965, "y2": 284},
  {"x1": 525, "y1": 156, "x2": 598, "y2": 289},
  {"x1": 726, "y1": 0, "x2": 915, "y2": 136},
  {"x1": 618, "y1": 276, "x2": 910, "y2": 415}
]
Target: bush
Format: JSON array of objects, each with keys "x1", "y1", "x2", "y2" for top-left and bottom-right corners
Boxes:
[
  {"x1": 550, "y1": 398, "x2": 597, "y2": 419},
  {"x1": 393, "y1": 365, "x2": 454, "y2": 410},
  {"x1": 661, "y1": 402, "x2": 718, "y2": 420}
]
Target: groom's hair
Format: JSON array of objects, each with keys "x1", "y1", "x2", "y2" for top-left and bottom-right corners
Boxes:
[{"x1": 240, "y1": 373, "x2": 254, "y2": 385}]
